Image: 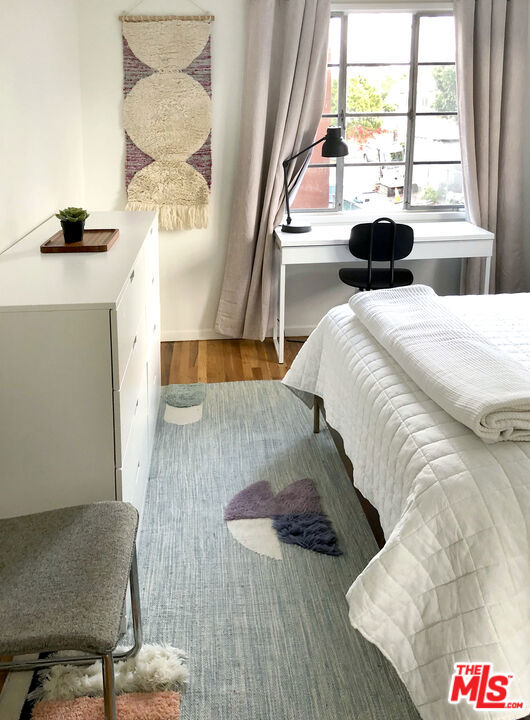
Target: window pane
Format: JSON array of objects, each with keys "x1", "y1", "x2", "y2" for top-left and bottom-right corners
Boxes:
[
  {"x1": 345, "y1": 115, "x2": 407, "y2": 164},
  {"x1": 347, "y1": 13, "x2": 412, "y2": 63},
  {"x1": 292, "y1": 166, "x2": 336, "y2": 210},
  {"x1": 414, "y1": 115, "x2": 460, "y2": 162},
  {"x1": 343, "y1": 166, "x2": 404, "y2": 212},
  {"x1": 418, "y1": 16, "x2": 455, "y2": 63},
  {"x1": 411, "y1": 163, "x2": 463, "y2": 206},
  {"x1": 416, "y1": 65, "x2": 457, "y2": 112},
  {"x1": 346, "y1": 66, "x2": 409, "y2": 114},
  {"x1": 323, "y1": 66, "x2": 340, "y2": 115},
  {"x1": 328, "y1": 15, "x2": 341, "y2": 65}
]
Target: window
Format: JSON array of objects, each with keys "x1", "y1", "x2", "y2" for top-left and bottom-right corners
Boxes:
[{"x1": 292, "y1": 11, "x2": 463, "y2": 213}]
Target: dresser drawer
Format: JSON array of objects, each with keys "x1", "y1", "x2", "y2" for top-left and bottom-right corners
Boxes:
[
  {"x1": 144, "y1": 225, "x2": 159, "y2": 289},
  {"x1": 113, "y1": 310, "x2": 147, "y2": 465},
  {"x1": 147, "y1": 333, "x2": 161, "y2": 456},
  {"x1": 113, "y1": 246, "x2": 146, "y2": 388},
  {"x1": 144, "y1": 229, "x2": 160, "y2": 339},
  {"x1": 117, "y1": 371, "x2": 148, "y2": 510},
  {"x1": 146, "y1": 285, "x2": 160, "y2": 341}
]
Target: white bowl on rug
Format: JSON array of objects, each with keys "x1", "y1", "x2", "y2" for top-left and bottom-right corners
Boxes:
[
  {"x1": 163, "y1": 383, "x2": 206, "y2": 426},
  {"x1": 164, "y1": 403, "x2": 203, "y2": 425}
]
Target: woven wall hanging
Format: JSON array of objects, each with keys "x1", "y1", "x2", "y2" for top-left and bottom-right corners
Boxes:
[{"x1": 121, "y1": 15, "x2": 213, "y2": 230}]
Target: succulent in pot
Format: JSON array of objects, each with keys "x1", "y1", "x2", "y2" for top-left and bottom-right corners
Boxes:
[{"x1": 56, "y1": 207, "x2": 90, "y2": 244}]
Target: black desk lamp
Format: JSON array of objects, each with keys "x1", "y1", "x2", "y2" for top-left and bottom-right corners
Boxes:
[{"x1": 281, "y1": 126, "x2": 349, "y2": 233}]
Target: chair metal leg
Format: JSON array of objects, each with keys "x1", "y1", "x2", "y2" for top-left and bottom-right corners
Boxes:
[
  {"x1": 126, "y1": 544, "x2": 143, "y2": 658},
  {"x1": 313, "y1": 398, "x2": 320, "y2": 434},
  {"x1": 102, "y1": 653, "x2": 116, "y2": 720}
]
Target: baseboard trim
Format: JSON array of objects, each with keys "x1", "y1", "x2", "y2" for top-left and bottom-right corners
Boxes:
[
  {"x1": 161, "y1": 325, "x2": 315, "y2": 342},
  {"x1": 283, "y1": 325, "x2": 314, "y2": 338},
  {"x1": 161, "y1": 329, "x2": 229, "y2": 341}
]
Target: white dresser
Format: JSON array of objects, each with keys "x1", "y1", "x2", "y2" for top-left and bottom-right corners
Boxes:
[{"x1": 0, "y1": 211, "x2": 160, "y2": 519}]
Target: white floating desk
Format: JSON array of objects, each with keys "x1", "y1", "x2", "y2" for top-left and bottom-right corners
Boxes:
[{"x1": 273, "y1": 220, "x2": 494, "y2": 363}]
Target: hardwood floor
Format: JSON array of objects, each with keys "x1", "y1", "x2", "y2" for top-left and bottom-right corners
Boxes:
[{"x1": 161, "y1": 338, "x2": 305, "y2": 385}]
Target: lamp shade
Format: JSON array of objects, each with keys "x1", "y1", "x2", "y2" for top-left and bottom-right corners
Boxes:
[{"x1": 321, "y1": 126, "x2": 349, "y2": 157}]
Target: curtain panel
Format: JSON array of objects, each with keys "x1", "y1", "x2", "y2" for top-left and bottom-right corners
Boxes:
[
  {"x1": 215, "y1": 0, "x2": 331, "y2": 340},
  {"x1": 454, "y1": 0, "x2": 528, "y2": 293}
]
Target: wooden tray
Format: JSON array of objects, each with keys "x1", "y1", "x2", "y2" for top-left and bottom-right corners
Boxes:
[{"x1": 41, "y1": 229, "x2": 119, "y2": 253}]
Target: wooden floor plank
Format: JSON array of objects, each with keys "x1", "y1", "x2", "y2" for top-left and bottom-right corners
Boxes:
[
  {"x1": 240, "y1": 340, "x2": 257, "y2": 381},
  {"x1": 160, "y1": 341, "x2": 173, "y2": 386},
  {"x1": 168, "y1": 341, "x2": 182, "y2": 386},
  {"x1": 196, "y1": 341, "x2": 208, "y2": 383},
  {"x1": 206, "y1": 340, "x2": 224, "y2": 383},
  {"x1": 161, "y1": 338, "x2": 305, "y2": 385}
]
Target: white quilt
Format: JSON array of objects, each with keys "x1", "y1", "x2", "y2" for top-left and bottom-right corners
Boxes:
[
  {"x1": 282, "y1": 293, "x2": 530, "y2": 720},
  {"x1": 349, "y1": 285, "x2": 530, "y2": 442}
]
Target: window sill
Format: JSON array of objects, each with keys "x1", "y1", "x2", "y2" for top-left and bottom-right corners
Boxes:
[{"x1": 291, "y1": 208, "x2": 466, "y2": 225}]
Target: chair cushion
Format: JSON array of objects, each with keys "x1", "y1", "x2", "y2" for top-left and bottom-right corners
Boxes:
[
  {"x1": 0, "y1": 502, "x2": 138, "y2": 655},
  {"x1": 339, "y1": 267, "x2": 414, "y2": 290}
]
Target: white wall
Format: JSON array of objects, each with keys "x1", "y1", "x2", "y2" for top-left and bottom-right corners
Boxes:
[
  {"x1": 77, "y1": 0, "x2": 246, "y2": 340},
  {"x1": 285, "y1": 255, "x2": 460, "y2": 334},
  {"x1": 0, "y1": 0, "x2": 84, "y2": 253}
]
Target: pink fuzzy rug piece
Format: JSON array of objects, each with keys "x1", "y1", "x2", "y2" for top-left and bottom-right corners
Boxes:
[{"x1": 31, "y1": 691, "x2": 181, "y2": 719}]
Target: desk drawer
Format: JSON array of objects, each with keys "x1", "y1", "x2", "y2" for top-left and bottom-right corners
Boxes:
[{"x1": 114, "y1": 246, "x2": 146, "y2": 388}]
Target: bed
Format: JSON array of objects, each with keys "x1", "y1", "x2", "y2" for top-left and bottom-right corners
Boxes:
[{"x1": 282, "y1": 289, "x2": 530, "y2": 720}]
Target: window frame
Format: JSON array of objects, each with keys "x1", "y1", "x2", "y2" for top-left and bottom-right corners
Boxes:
[{"x1": 294, "y1": 9, "x2": 464, "y2": 214}]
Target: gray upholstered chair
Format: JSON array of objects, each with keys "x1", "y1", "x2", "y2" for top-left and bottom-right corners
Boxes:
[{"x1": 0, "y1": 502, "x2": 143, "y2": 720}]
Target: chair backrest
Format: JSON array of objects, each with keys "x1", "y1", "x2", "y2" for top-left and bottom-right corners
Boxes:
[
  {"x1": 348, "y1": 217, "x2": 414, "y2": 262},
  {"x1": 348, "y1": 217, "x2": 414, "y2": 290}
]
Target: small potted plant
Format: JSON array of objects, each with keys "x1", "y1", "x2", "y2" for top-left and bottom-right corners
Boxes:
[{"x1": 56, "y1": 207, "x2": 90, "y2": 244}]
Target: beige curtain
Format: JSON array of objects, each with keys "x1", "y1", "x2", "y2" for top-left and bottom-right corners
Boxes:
[
  {"x1": 215, "y1": 0, "x2": 330, "y2": 339},
  {"x1": 454, "y1": 0, "x2": 528, "y2": 293}
]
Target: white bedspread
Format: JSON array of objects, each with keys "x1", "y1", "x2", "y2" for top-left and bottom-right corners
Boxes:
[
  {"x1": 349, "y1": 285, "x2": 530, "y2": 442},
  {"x1": 282, "y1": 294, "x2": 530, "y2": 720}
]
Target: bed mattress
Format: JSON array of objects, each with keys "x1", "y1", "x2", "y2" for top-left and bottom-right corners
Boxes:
[{"x1": 283, "y1": 293, "x2": 530, "y2": 720}]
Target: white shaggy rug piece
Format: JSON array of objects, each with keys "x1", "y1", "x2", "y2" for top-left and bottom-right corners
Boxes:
[
  {"x1": 226, "y1": 518, "x2": 283, "y2": 560},
  {"x1": 28, "y1": 645, "x2": 189, "y2": 702}
]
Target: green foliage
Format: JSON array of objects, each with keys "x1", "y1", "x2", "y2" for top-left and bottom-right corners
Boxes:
[
  {"x1": 331, "y1": 73, "x2": 398, "y2": 146},
  {"x1": 422, "y1": 185, "x2": 440, "y2": 204},
  {"x1": 56, "y1": 207, "x2": 90, "y2": 223},
  {"x1": 432, "y1": 66, "x2": 456, "y2": 112}
]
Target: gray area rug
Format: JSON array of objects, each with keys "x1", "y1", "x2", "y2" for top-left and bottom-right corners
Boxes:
[{"x1": 138, "y1": 380, "x2": 420, "y2": 720}]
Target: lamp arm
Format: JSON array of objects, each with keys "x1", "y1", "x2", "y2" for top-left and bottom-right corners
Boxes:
[
  {"x1": 282, "y1": 135, "x2": 326, "y2": 167},
  {"x1": 282, "y1": 135, "x2": 326, "y2": 226}
]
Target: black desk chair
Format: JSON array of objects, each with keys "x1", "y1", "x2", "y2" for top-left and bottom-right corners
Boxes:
[{"x1": 339, "y1": 217, "x2": 414, "y2": 291}]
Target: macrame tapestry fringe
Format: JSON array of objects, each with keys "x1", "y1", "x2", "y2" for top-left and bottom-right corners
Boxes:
[{"x1": 126, "y1": 202, "x2": 209, "y2": 231}]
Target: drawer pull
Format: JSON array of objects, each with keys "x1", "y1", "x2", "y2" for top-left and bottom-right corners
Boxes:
[
  {"x1": 134, "y1": 398, "x2": 139, "y2": 414},
  {"x1": 130, "y1": 269, "x2": 135, "y2": 283},
  {"x1": 132, "y1": 335, "x2": 137, "y2": 350},
  {"x1": 137, "y1": 460, "x2": 141, "y2": 469},
  {"x1": 153, "y1": 323, "x2": 157, "y2": 333},
  {"x1": 152, "y1": 275, "x2": 155, "y2": 285}
]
